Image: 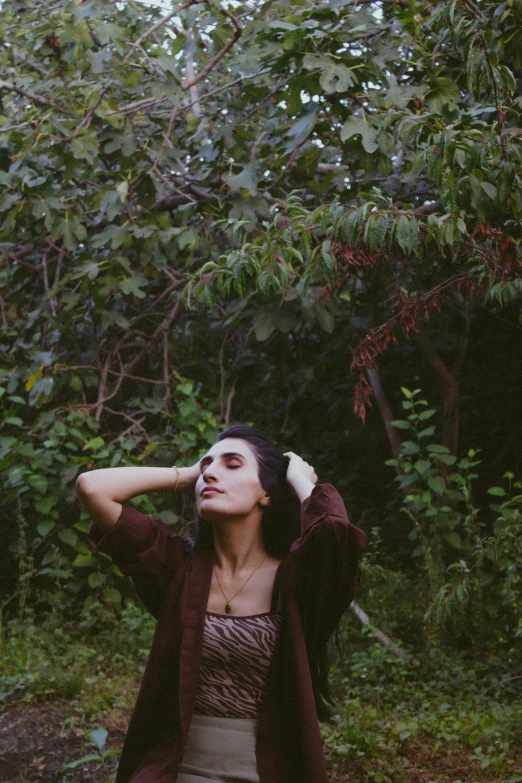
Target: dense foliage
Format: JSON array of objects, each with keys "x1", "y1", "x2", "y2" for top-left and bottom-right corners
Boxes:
[{"x1": 1, "y1": 0, "x2": 521, "y2": 655}]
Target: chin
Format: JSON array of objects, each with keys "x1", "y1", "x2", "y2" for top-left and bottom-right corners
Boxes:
[{"x1": 197, "y1": 503, "x2": 247, "y2": 524}]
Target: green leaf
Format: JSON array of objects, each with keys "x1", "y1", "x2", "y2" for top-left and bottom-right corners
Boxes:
[
  {"x1": 8, "y1": 395, "x2": 26, "y2": 405},
  {"x1": 28, "y1": 474, "x2": 48, "y2": 494},
  {"x1": 444, "y1": 531, "x2": 462, "y2": 549},
  {"x1": 437, "y1": 454, "x2": 457, "y2": 465},
  {"x1": 364, "y1": 215, "x2": 387, "y2": 249},
  {"x1": 70, "y1": 134, "x2": 99, "y2": 164},
  {"x1": 253, "y1": 305, "x2": 277, "y2": 341},
  {"x1": 395, "y1": 217, "x2": 419, "y2": 254},
  {"x1": 58, "y1": 529, "x2": 79, "y2": 548},
  {"x1": 83, "y1": 437, "x2": 105, "y2": 451},
  {"x1": 302, "y1": 53, "x2": 357, "y2": 93},
  {"x1": 418, "y1": 409, "x2": 436, "y2": 420},
  {"x1": 226, "y1": 164, "x2": 258, "y2": 197},
  {"x1": 418, "y1": 426, "x2": 436, "y2": 438},
  {"x1": 0, "y1": 192, "x2": 21, "y2": 212},
  {"x1": 481, "y1": 182, "x2": 497, "y2": 199},
  {"x1": 487, "y1": 486, "x2": 506, "y2": 497},
  {"x1": 425, "y1": 77, "x2": 461, "y2": 111},
  {"x1": 73, "y1": 553, "x2": 95, "y2": 567},
  {"x1": 119, "y1": 275, "x2": 148, "y2": 299},
  {"x1": 34, "y1": 496, "x2": 57, "y2": 514},
  {"x1": 88, "y1": 729, "x2": 108, "y2": 750},
  {"x1": 391, "y1": 419, "x2": 411, "y2": 430},
  {"x1": 399, "y1": 472, "x2": 420, "y2": 489},
  {"x1": 37, "y1": 520, "x2": 56, "y2": 537},
  {"x1": 59, "y1": 753, "x2": 102, "y2": 770},
  {"x1": 414, "y1": 460, "x2": 431, "y2": 474},
  {"x1": 287, "y1": 110, "x2": 317, "y2": 150},
  {"x1": 401, "y1": 440, "x2": 420, "y2": 455},
  {"x1": 270, "y1": 21, "x2": 298, "y2": 30},
  {"x1": 340, "y1": 116, "x2": 378, "y2": 153},
  {"x1": 116, "y1": 181, "x2": 129, "y2": 203},
  {"x1": 5, "y1": 416, "x2": 23, "y2": 426},
  {"x1": 427, "y1": 476, "x2": 446, "y2": 494},
  {"x1": 315, "y1": 303, "x2": 335, "y2": 333}
]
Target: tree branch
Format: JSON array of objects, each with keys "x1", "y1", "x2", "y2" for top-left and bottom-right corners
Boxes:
[
  {"x1": 349, "y1": 601, "x2": 409, "y2": 659},
  {"x1": 123, "y1": 0, "x2": 202, "y2": 63},
  {"x1": 366, "y1": 368, "x2": 403, "y2": 466},
  {"x1": 414, "y1": 331, "x2": 460, "y2": 456},
  {"x1": 0, "y1": 79, "x2": 68, "y2": 114},
  {"x1": 67, "y1": 88, "x2": 110, "y2": 140},
  {"x1": 183, "y1": 6, "x2": 243, "y2": 91},
  {"x1": 106, "y1": 96, "x2": 167, "y2": 117}
]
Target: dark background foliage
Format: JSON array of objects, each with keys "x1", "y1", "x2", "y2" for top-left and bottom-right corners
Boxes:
[{"x1": 1, "y1": 0, "x2": 521, "y2": 649}]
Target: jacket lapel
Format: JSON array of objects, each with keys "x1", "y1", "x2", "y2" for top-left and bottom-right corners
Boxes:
[{"x1": 178, "y1": 550, "x2": 213, "y2": 739}]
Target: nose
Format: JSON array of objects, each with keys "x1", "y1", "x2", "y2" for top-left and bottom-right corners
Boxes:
[{"x1": 201, "y1": 462, "x2": 218, "y2": 483}]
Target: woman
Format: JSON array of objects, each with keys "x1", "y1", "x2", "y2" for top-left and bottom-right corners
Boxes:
[{"x1": 77, "y1": 424, "x2": 366, "y2": 783}]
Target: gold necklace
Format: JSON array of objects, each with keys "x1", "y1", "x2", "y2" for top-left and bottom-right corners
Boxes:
[{"x1": 213, "y1": 556, "x2": 267, "y2": 614}]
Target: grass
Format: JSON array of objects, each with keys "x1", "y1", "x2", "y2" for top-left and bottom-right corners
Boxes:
[
  {"x1": 323, "y1": 625, "x2": 522, "y2": 782},
  {"x1": 1, "y1": 599, "x2": 521, "y2": 783}
]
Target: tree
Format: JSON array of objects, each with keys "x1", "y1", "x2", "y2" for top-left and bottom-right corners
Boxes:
[{"x1": 1, "y1": 0, "x2": 521, "y2": 636}]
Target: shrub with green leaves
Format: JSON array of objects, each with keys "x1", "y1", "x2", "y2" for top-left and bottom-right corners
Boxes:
[{"x1": 384, "y1": 388, "x2": 521, "y2": 647}]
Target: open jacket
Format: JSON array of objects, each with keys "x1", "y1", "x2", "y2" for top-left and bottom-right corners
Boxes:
[{"x1": 87, "y1": 483, "x2": 367, "y2": 783}]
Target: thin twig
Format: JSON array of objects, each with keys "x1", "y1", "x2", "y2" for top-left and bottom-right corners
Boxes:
[
  {"x1": 477, "y1": 30, "x2": 506, "y2": 160},
  {"x1": 183, "y1": 6, "x2": 244, "y2": 91},
  {"x1": 218, "y1": 331, "x2": 230, "y2": 422},
  {"x1": 163, "y1": 330, "x2": 172, "y2": 413},
  {"x1": 16, "y1": 56, "x2": 49, "y2": 77},
  {"x1": 41, "y1": 248, "x2": 57, "y2": 317},
  {"x1": 67, "y1": 88, "x2": 110, "y2": 141},
  {"x1": 151, "y1": 68, "x2": 271, "y2": 117},
  {"x1": 123, "y1": 0, "x2": 201, "y2": 63},
  {"x1": 150, "y1": 106, "x2": 179, "y2": 175},
  {"x1": 349, "y1": 601, "x2": 409, "y2": 659},
  {"x1": 52, "y1": 244, "x2": 65, "y2": 290},
  {"x1": 106, "y1": 96, "x2": 167, "y2": 117},
  {"x1": 0, "y1": 121, "x2": 31, "y2": 133},
  {"x1": 0, "y1": 79, "x2": 68, "y2": 114},
  {"x1": 95, "y1": 355, "x2": 111, "y2": 423},
  {"x1": 107, "y1": 415, "x2": 148, "y2": 448},
  {"x1": 483, "y1": 675, "x2": 522, "y2": 696}
]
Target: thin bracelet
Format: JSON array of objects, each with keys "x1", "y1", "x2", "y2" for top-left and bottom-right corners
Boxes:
[{"x1": 171, "y1": 465, "x2": 179, "y2": 492}]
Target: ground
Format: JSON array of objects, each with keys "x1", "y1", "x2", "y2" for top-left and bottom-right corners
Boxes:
[{"x1": 1, "y1": 701, "x2": 521, "y2": 783}]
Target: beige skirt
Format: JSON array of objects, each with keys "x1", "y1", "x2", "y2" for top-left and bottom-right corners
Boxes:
[{"x1": 177, "y1": 713, "x2": 260, "y2": 783}]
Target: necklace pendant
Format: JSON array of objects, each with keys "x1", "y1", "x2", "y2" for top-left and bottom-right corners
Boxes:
[{"x1": 225, "y1": 603, "x2": 231, "y2": 614}]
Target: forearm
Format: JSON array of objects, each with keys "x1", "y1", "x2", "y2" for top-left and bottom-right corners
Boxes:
[
  {"x1": 76, "y1": 466, "x2": 195, "y2": 503},
  {"x1": 292, "y1": 474, "x2": 316, "y2": 505}
]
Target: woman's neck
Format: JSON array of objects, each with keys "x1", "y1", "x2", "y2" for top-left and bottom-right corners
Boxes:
[{"x1": 212, "y1": 517, "x2": 267, "y2": 576}]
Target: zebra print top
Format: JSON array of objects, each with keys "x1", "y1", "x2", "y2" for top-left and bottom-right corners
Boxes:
[{"x1": 194, "y1": 611, "x2": 282, "y2": 719}]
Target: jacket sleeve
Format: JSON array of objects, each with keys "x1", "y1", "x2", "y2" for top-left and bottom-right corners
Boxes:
[
  {"x1": 87, "y1": 504, "x2": 192, "y2": 617},
  {"x1": 289, "y1": 483, "x2": 367, "y2": 652}
]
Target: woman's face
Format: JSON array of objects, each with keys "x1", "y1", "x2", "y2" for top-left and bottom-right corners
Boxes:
[{"x1": 195, "y1": 437, "x2": 269, "y2": 523}]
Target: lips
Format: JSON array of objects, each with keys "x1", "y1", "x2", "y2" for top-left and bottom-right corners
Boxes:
[{"x1": 201, "y1": 487, "x2": 223, "y2": 496}]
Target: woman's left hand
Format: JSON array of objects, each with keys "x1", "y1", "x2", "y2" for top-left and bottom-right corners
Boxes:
[{"x1": 284, "y1": 452, "x2": 318, "y2": 503}]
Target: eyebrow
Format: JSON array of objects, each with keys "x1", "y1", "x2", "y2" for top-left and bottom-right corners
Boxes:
[{"x1": 199, "y1": 451, "x2": 246, "y2": 467}]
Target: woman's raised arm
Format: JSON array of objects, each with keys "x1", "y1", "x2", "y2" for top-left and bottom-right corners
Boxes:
[{"x1": 76, "y1": 465, "x2": 200, "y2": 534}]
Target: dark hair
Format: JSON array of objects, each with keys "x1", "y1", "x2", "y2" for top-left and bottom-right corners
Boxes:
[
  {"x1": 193, "y1": 423, "x2": 337, "y2": 721},
  {"x1": 194, "y1": 424, "x2": 301, "y2": 558}
]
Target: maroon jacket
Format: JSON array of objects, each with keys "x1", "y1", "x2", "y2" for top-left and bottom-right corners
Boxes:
[{"x1": 87, "y1": 483, "x2": 366, "y2": 783}]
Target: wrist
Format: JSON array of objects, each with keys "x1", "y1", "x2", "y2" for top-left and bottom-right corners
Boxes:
[
  {"x1": 172, "y1": 465, "x2": 199, "y2": 491},
  {"x1": 289, "y1": 474, "x2": 316, "y2": 504}
]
